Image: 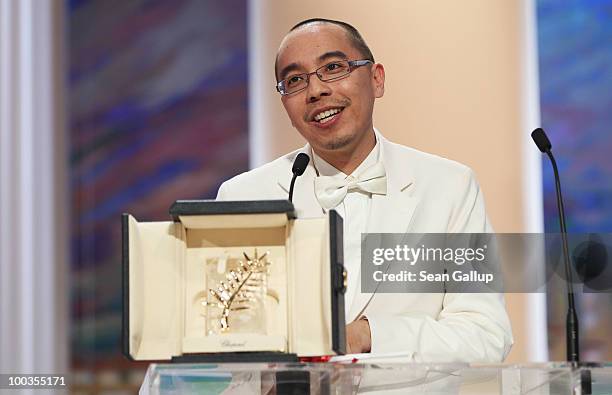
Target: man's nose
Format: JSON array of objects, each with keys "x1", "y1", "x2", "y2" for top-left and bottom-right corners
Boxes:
[{"x1": 306, "y1": 74, "x2": 331, "y2": 102}]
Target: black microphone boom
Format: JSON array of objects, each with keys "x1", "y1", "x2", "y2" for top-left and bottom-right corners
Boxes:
[
  {"x1": 531, "y1": 127, "x2": 580, "y2": 363},
  {"x1": 288, "y1": 153, "x2": 310, "y2": 203}
]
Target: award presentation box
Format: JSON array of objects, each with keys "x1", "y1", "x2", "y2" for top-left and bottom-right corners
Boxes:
[{"x1": 122, "y1": 200, "x2": 346, "y2": 362}]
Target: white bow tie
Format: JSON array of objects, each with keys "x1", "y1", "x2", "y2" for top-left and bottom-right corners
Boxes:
[{"x1": 314, "y1": 162, "x2": 387, "y2": 210}]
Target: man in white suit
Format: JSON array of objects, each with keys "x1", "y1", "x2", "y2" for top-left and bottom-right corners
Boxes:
[{"x1": 217, "y1": 18, "x2": 512, "y2": 362}]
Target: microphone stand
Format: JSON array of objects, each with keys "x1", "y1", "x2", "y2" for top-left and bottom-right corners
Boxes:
[
  {"x1": 288, "y1": 173, "x2": 299, "y2": 203},
  {"x1": 546, "y1": 150, "x2": 579, "y2": 363},
  {"x1": 534, "y1": 129, "x2": 591, "y2": 394}
]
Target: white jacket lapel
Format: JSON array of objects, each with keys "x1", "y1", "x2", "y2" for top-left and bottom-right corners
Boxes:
[{"x1": 348, "y1": 133, "x2": 420, "y2": 321}]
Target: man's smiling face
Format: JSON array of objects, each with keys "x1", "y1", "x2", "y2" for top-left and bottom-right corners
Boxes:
[{"x1": 276, "y1": 23, "x2": 384, "y2": 158}]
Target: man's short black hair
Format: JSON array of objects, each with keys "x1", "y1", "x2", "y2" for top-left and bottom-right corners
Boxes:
[
  {"x1": 275, "y1": 18, "x2": 375, "y2": 80},
  {"x1": 290, "y1": 18, "x2": 375, "y2": 62}
]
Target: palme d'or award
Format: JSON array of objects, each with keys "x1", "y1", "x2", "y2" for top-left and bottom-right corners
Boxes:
[{"x1": 203, "y1": 249, "x2": 279, "y2": 335}]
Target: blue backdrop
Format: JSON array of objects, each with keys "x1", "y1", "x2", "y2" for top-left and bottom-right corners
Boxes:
[{"x1": 537, "y1": 0, "x2": 612, "y2": 360}]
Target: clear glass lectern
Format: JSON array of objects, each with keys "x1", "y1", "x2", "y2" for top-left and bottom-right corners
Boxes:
[{"x1": 139, "y1": 362, "x2": 612, "y2": 394}]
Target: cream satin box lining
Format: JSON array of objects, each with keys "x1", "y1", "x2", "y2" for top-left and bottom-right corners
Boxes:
[{"x1": 123, "y1": 201, "x2": 345, "y2": 361}]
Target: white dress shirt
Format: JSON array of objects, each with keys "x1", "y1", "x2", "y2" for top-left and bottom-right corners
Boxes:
[{"x1": 311, "y1": 140, "x2": 381, "y2": 321}]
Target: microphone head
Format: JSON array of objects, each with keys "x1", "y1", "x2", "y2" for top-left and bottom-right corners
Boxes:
[
  {"x1": 292, "y1": 153, "x2": 310, "y2": 176},
  {"x1": 531, "y1": 128, "x2": 552, "y2": 153}
]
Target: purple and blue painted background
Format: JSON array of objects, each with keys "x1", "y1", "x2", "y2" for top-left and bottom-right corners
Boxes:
[
  {"x1": 537, "y1": 0, "x2": 612, "y2": 360},
  {"x1": 69, "y1": 0, "x2": 248, "y2": 368}
]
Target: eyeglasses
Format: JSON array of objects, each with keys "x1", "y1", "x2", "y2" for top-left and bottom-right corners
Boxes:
[{"x1": 276, "y1": 59, "x2": 373, "y2": 96}]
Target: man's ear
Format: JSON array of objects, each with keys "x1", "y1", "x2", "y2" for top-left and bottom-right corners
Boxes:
[{"x1": 372, "y1": 63, "x2": 385, "y2": 98}]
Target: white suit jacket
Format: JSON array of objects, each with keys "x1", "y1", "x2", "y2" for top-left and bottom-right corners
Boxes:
[{"x1": 216, "y1": 131, "x2": 513, "y2": 363}]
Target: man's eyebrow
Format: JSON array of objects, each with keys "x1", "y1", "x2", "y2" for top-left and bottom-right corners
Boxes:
[
  {"x1": 278, "y1": 51, "x2": 349, "y2": 81},
  {"x1": 318, "y1": 50, "x2": 348, "y2": 63},
  {"x1": 279, "y1": 63, "x2": 301, "y2": 81}
]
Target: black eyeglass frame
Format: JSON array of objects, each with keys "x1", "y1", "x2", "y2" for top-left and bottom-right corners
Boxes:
[{"x1": 276, "y1": 59, "x2": 373, "y2": 96}]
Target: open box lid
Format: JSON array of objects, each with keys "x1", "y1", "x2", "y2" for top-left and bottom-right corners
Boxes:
[
  {"x1": 169, "y1": 200, "x2": 296, "y2": 220},
  {"x1": 169, "y1": 200, "x2": 297, "y2": 230}
]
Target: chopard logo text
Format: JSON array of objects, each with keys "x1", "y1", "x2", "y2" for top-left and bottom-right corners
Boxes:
[{"x1": 221, "y1": 340, "x2": 246, "y2": 347}]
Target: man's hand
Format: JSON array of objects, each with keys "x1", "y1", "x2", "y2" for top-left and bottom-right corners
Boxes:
[{"x1": 346, "y1": 317, "x2": 371, "y2": 354}]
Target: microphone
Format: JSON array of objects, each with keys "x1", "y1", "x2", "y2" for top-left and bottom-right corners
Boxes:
[
  {"x1": 288, "y1": 153, "x2": 310, "y2": 203},
  {"x1": 532, "y1": 127, "x2": 552, "y2": 153},
  {"x1": 531, "y1": 127, "x2": 580, "y2": 363}
]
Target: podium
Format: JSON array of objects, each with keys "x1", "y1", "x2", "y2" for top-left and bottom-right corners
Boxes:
[{"x1": 139, "y1": 362, "x2": 612, "y2": 394}]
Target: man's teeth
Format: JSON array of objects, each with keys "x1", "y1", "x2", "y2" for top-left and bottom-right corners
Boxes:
[{"x1": 314, "y1": 108, "x2": 341, "y2": 122}]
